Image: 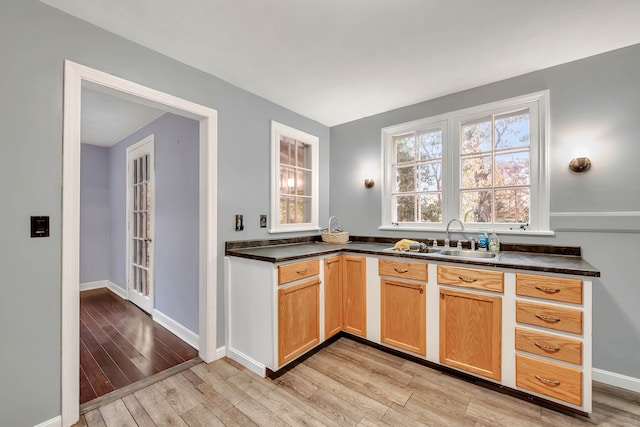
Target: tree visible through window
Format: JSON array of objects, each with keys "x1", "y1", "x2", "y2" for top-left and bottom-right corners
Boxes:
[
  {"x1": 392, "y1": 128, "x2": 443, "y2": 223},
  {"x1": 460, "y1": 109, "x2": 530, "y2": 224},
  {"x1": 382, "y1": 91, "x2": 548, "y2": 232}
]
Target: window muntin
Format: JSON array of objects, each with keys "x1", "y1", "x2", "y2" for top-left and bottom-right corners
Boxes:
[
  {"x1": 459, "y1": 109, "x2": 531, "y2": 224},
  {"x1": 271, "y1": 121, "x2": 319, "y2": 233},
  {"x1": 391, "y1": 127, "x2": 444, "y2": 224},
  {"x1": 382, "y1": 91, "x2": 548, "y2": 232}
]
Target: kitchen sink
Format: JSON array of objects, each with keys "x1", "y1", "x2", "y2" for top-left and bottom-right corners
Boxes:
[{"x1": 438, "y1": 249, "x2": 498, "y2": 259}]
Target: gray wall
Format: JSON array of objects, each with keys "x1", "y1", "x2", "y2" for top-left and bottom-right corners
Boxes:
[
  {"x1": 80, "y1": 144, "x2": 110, "y2": 283},
  {"x1": 108, "y1": 113, "x2": 200, "y2": 333},
  {"x1": 0, "y1": 1, "x2": 329, "y2": 425},
  {"x1": 330, "y1": 44, "x2": 640, "y2": 379}
]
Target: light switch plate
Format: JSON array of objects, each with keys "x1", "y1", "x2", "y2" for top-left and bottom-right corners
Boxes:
[
  {"x1": 31, "y1": 216, "x2": 50, "y2": 237},
  {"x1": 235, "y1": 214, "x2": 244, "y2": 231},
  {"x1": 260, "y1": 215, "x2": 267, "y2": 228}
]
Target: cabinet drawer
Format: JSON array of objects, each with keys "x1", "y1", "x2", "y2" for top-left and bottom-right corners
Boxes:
[
  {"x1": 278, "y1": 259, "x2": 320, "y2": 285},
  {"x1": 516, "y1": 301, "x2": 582, "y2": 335},
  {"x1": 516, "y1": 273, "x2": 582, "y2": 304},
  {"x1": 437, "y1": 265, "x2": 503, "y2": 292},
  {"x1": 515, "y1": 327, "x2": 582, "y2": 365},
  {"x1": 379, "y1": 259, "x2": 427, "y2": 282},
  {"x1": 516, "y1": 354, "x2": 582, "y2": 406}
]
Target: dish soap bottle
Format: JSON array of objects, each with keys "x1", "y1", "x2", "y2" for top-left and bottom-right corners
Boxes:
[
  {"x1": 478, "y1": 232, "x2": 488, "y2": 251},
  {"x1": 489, "y1": 231, "x2": 500, "y2": 252}
]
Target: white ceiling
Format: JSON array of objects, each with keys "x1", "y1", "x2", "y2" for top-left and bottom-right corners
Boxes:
[
  {"x1": 81, "y1": 86, "x2": 166, "y2": 146},
  {"x1": 44, "y1": 0, "x2": 640, "y2": 127}
]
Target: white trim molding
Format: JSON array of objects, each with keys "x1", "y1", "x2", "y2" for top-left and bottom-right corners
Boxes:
[
  {"x1": 33, "y1": 416, "x2": 62, "y2": 427},
  {"x1": 153, "y1": 309, "x2": 200, "y2": 350},
  {"x1": 551, "y1": 211, "x2": 640, "y2": 232},
  {"x1": 593, "y1": 368, "x2": 640, "y2": 393},
  {"x1": 62, "y1": 60, "x2": 220, "y2": 427},
  {"x1": 79, "y1": 280, "x2": 127, "y2": 299},
  {"x1": 228, "y1": 348, "x2": 267, "y2": 377}
]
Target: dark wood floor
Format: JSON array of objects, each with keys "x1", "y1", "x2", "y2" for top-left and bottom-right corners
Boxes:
[
  {"x1": 76, "y1": 337, "x2": 640, "y2": 426},
  {"x1": 80, "y1": 288, "x2": 199, "y2": 405}
]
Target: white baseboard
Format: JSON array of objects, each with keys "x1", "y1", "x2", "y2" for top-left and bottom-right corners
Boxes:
[
  {"x1": 216, "y1": 346, "x2": 226, "y2": 360},
  {"x1": 228, "y1": 348, "x2": 266, "y2": 377},
  {"x1": 79, "y1": 280, "x2": 127, "y2": 299},
  {"x1": 152, "y1": 309, "x2": 200, "y2": 350},
  {"x1": 593, "y1": 368, "x2": 640, "y2": 393},
  {"x1": 33, "y1": 415, "x2": 61, "y2": 427}
]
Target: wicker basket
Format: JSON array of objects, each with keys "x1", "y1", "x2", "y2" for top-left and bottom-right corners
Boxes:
[{"x1": 321, "y1": 216, "x2": 349, "y2": 244}]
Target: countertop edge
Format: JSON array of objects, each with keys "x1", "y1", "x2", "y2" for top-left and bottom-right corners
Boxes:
[{"x1": 225, "y1": 244, "x2": 600, "y2": 278}]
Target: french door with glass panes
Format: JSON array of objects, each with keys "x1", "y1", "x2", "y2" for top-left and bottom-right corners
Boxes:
[{"x1": 126, "y1": 135, "x2": 155, "y2": 313}]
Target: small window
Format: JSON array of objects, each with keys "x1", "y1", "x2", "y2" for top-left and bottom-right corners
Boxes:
[{"x1": 270, "y1": 121, "x2": 319, "y2": 233}]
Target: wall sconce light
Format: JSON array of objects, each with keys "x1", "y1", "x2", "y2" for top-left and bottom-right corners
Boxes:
[
  {"x1": 569, "y1": 157, "x2": 591, "y2": 173},
  {"x1": 364, "y1": 178, "x2": 375, "y2": 188}
]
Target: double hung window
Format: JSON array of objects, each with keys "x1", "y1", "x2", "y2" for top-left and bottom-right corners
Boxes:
[
  {"x1": 270, "y1": 121, "x2": 319, "y2": 233},
  {"x1": 382, "y1": 91, "x2": 549, "y2": 232}
]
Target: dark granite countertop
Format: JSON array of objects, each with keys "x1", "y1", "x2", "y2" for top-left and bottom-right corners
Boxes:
[{"x1": 225, "y1": 237, "x2": 600, "y2": 277}]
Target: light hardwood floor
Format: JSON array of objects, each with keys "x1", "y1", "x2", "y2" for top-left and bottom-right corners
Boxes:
[{"x1": 75, "y1": 337, "x2": 640, "y2": 426}]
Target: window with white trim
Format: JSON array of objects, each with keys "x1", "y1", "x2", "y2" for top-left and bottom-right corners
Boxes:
[
  {"x1": 382, "y1": 91, "x2": 549, "y2": 232},
  {"x1": 270, "y1": 120, "x2": 319, "y2": 233}
]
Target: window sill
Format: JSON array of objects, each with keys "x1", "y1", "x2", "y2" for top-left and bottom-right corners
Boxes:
[{"x1": 378, "y1": 225, "x2": 555, "y2": 237}]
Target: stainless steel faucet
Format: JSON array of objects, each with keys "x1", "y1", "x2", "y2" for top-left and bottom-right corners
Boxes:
[{"x1": 445, "y1": 218, "x2": 464, "y2": 248}]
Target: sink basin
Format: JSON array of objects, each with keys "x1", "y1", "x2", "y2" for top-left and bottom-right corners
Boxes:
[
  {"x1": 384, "y1": 247, "x2": 441, "y2": 254},
  {"x1": 438, "y1": 249, "x2": 497, "y2": 259}
]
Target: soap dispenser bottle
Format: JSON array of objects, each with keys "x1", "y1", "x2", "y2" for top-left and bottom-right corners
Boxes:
[
  {"x1": 489, "y1": 231, "x2": 500, "y2": 252},
  {"x1": 478, "y1": 232, "x2": 488, "y2": 251}
]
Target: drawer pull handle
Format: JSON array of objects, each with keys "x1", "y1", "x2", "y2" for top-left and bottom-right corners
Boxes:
[
  {"x1": 535, "y1": 374, "x2": 561, "y2": 386},
  {"x1": 535, "y1": 313, "x2": 561, "y2": 322},
  {"x1": 296, "y1": 268, "x2": 308, "y2": 274},
  {"x1": 394, "y1": 268, "x2": 409, "y2": 273},
  {"x1": 534, "y1": 341, "x2": 561, "y2": 352},
  {"x1": 458, "y1": 275, "x2": 477, "y2": 283},
  {"x1": 535, "y1": 285, "x2": 561, "y2": 293}
]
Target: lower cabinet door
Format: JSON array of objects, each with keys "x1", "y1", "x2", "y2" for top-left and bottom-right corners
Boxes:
[
  {"x1": 278, "y1": 278, "x2": 320, "y2": 366},
  {"x1": 439, "y1": 288, "x2": 502, "y2": 380},
  {"x1": 343, "y1": 255, "x2": 367, "y2": 337},
  {"x1": 380, "y1": 279, "x2": 426, "y2": 355},
  {"x1": 324, "y1": 256, "x2": 343, "y2": 339}
]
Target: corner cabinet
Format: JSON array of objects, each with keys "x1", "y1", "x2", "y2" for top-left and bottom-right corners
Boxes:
[
  {"x1": 342, "y1": 255, "x2": 367, "y2": 337},
  {"x1": 324, "y1": 256, "x2": 343, "y2": 339}
]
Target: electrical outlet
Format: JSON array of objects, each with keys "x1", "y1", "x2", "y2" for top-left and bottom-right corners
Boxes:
[
  {"x1": 259, "y1": 215, "x2": 267, "y2": 228},
  {"x1": 235, "y1": 214, "x2": 244, "y2": 231}
]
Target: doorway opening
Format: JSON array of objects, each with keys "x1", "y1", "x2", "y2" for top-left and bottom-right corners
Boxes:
[{"x1": 62, "y1": 60, "x2": 219, "y2": 426}]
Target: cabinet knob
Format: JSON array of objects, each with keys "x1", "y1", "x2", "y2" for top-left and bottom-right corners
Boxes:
[{"x1": 458, "y1": 275, "x2": 477, "y2": 283}]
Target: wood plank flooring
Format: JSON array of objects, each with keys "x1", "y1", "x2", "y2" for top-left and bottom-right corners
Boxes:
[
  {"x1": 76, "y1": 337, "x2": 640, "y2": 426},
  {"x1": 80, "y1": 288, "x2": 199, "y2": 405}
]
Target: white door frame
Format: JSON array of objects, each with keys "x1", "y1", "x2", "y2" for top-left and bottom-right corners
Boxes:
[{"x1": 61, "y1": 60, "x2": 219, "y2": 426}]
